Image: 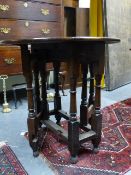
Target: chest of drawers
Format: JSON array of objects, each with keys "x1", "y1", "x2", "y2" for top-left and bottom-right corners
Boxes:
[
  {"x1": 0, "y1": 0, "x2": 81, "y2": 87},
  {"x1": 0, "y1": 0, "x2": 63, "y2": 40},
  {"x1": 0, "y1": 0, "x2": 63, "y2": 75},
  {"x1": 0, "y1": 46, "x2": 22, "y2": 75}
]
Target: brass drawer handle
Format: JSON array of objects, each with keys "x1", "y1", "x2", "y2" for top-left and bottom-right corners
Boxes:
[
  {"x1": 42, "y1": 28, "x2": 50, "y2": 34},
  {"x1": 0, "y1": 28, "x2": 11, "y2": 34},
  {"x1": 41, "y1": 9, "x2": 50, "y2": 15},
  {"x1": 4, "y1": 58, "x2": 16, "y2": 65},
  {"x1": 0, "y1": 4, "x2": 9, "y2": 11}
]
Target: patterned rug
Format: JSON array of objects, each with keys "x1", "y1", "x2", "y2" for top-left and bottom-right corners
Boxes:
[
  {"x1": 33, "y1": 99, "x2": 131, "y2": 175},
  {"x1": 0, "y1": 142, "x2": 28, "y2": 175}
]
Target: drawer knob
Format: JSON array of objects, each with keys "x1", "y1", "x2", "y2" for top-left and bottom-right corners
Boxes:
[
  {"x1": 41, "y1": 9, "x2": 50, "y2": 15},
  {"x1": 0, "y1": 27, "x2": 11, "y2": 34},
  {"x1": 42, "y1": 28, "x2": 50, "y2": 34},
  {"x1": 4, "y1": 58, "x2": 16, "y2": 65},
  {"x1": 0, "y1": 4, "x2": 9, "y2": 11},
  {"x1": 24, "y1": 2, "x2": 28, "y2": 8},
  {"x1": 25, "y1": 21, "x2": 29, "y2": 27}
]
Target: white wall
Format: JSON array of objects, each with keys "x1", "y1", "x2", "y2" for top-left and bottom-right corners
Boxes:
[{"x1": 79, "y1": 0, "x2": 90, "y2": 8}]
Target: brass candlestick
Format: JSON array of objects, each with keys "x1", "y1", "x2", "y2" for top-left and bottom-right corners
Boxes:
[{"x1": 0, "y1": 75, "x2": 11, "y2": 113}]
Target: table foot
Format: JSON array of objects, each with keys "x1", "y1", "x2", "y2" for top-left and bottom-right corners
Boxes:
[
  {"x1": 54, "y1": 96, "x2": 61, "y2": 125},
  {"x1": 93, "y1": 146, "x2": 99, "y2": 154},
  {"x1": 92, "y1": 138, "x2": 100, "y2": 154},
  {"x1": 31, "y1": 138, "x2": 39, "y2": 157},
  {"x1": 68, "y1": 120, "x2": 79, "y2": 162},
  {"x1": 56, "y1": 121, "x2": 61, "y2": 126},
  {"x1": 70, "y1": 155, "x2": 78, "y2": 164},
  {"x1": 33, "y1": 151, "x2": 39, "y2": 157},
  {"x1": 55, "y1": 113, "x2": 61, "y2": 126}
]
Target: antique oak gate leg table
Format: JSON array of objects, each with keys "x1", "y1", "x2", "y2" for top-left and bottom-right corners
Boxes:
[{"x1": 1, "y1": 37, "x2": 120, "y2": 163}]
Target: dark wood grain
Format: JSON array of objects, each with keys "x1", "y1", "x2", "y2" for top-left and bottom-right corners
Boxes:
[
  {"x1": 0, "y1": 0, "x2": 82, "y2": 85},
  {"x1": 0, "y1": 0, "x2": 63, "y2": 76},
  {"x1": 0, "y1": 0, "x2": 61, "y2": 21},
  {"x1": 0, "y1": 20, "x2": 62, "y2": 40},
  {"x1": 0, "y1": 46, "x2": 22, "y2": 75}
]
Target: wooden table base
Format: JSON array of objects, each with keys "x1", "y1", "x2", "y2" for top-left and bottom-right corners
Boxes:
[{"x1": 0, "y1": 37, "x2": 120, "y2": 163}]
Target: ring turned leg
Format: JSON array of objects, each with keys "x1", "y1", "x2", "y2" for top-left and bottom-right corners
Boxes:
[
  {"x1": 33, "y1": 61, "x2": 41, "y2": 115},
  {"x1": 68, "y1": 59, "x2": 79, "y2": 163},
  {"x1": 90, "y1": 45, "x2": 105, "y2": 153},
  {"x1": 80, "y1": 63, "x2": 88, "y2": 126},
  {"x1": 21, "y1": 45, "x2": 39, "y2": 157},
  {"x1": 40, "y1": 61, "x2": 49, "y2": 121},
  {"x1": 89, "y1": 64, "x2": 95, "y2": 106},
  {"x1": 53, "y1": 62, "x2": 62, "y2": 125},
  {"x1": 91, "y1": 73, "x2": 102, "y2": 153}
]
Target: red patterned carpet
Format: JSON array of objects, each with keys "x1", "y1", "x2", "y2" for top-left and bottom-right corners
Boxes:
[
  {"x1": 39, "y1": 98, "x2": 131, "y2": 175},
  {"x1": 0, "y1": 142, "x2": 27, "y2": 175}
]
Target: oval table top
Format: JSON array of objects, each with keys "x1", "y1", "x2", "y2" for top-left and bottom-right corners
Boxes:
[{"x1": 0, "y1": 36, "x2": 120, "y2": 46}]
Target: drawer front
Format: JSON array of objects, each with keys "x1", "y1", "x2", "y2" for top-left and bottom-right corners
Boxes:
[
  {"x1": 0, "y1": 0, "x2": 61, "y2": 22},
  {"x1": 0, "y1": 47, "x2": 22, "y2": 75},
  {"x1": 0, "y1": 20, "x2": 62, "y2": 39}
]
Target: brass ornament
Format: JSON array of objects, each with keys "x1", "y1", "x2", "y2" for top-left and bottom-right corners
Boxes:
[
  {"x1": 0, "y1": 75, "x2": 11, "y2": 113},
  {"x1": 47, "y1": 92, "x2": 54, "y2": 102}
]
